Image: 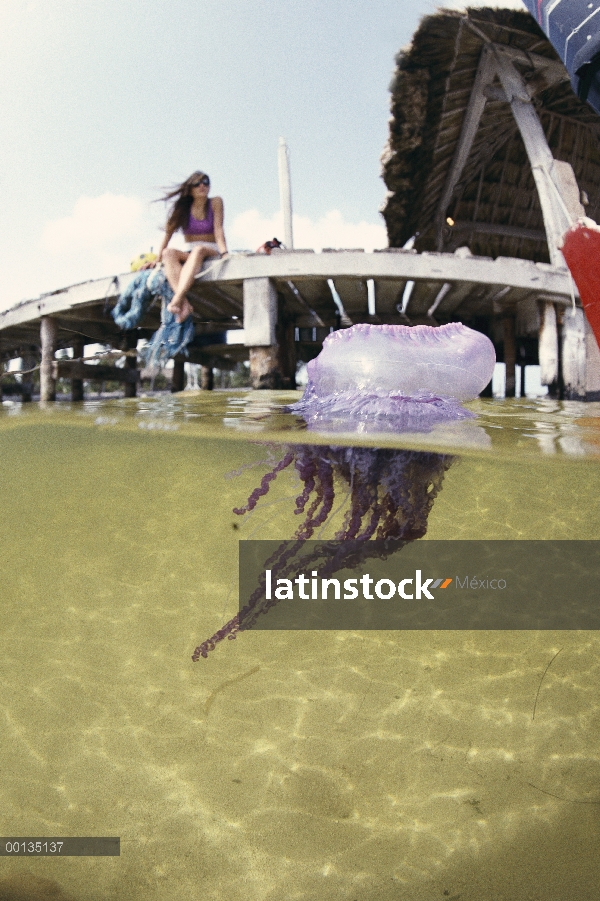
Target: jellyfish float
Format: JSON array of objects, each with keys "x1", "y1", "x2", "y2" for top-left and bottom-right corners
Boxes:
[{"x1": 192, "y1": 323, "x2": 495, "y2": 660}]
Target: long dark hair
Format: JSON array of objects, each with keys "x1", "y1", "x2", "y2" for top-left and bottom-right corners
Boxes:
[{"x1": 157, "y1": 171, "x2": 210, "y2": 233}]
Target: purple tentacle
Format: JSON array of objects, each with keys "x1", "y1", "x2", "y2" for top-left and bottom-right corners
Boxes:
[
  {"x1": 193, "y1": 444, "x2": 456, "y2": 659},
  {"x1": 233, "y1": 451, "x2": 294, "y2": 515}
]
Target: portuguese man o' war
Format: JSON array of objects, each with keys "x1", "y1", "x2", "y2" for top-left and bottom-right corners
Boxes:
[{"x1": 192, "y1": 323, "x2": 495, "y2": 660}]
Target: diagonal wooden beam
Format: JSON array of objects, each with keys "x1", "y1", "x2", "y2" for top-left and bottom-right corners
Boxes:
[
  {"x1": 435, "y1": 38, "x2": 573, "y2": 254},
  {"x1": 493, "y1": 47, "x2": 580, "y2": 269},
  {"x1": 435, "y1": 44, "x2": 497, "y2": 249}
]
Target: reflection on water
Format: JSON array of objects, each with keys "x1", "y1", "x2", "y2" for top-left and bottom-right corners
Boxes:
[
  {"x1": 4, "y1": 391, "x2": 600, "y2": 457},
  {"x1": 0, "y1": 392, "x2": 600, "y2": 900}
]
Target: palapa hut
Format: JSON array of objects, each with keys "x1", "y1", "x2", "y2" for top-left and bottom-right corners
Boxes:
[{"x1": 381, "y1": 6, "x2": 600, "y2": 399}]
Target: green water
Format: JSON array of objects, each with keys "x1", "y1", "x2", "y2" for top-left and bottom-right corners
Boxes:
[{"x1": 1, "y1": 392, "x2": 599, "y2": 901}]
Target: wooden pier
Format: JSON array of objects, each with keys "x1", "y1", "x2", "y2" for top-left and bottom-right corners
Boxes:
[{"x1": 0, "y1": 247, "x2": 593, "y2": 400}]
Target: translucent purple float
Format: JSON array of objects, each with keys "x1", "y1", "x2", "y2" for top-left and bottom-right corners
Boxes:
[
  {"x1": 192, "y1": 323, "x2": 495, "y2": 659},
  {"x1": 291, "y1": 322, "x2": 496, "y2": 431}
]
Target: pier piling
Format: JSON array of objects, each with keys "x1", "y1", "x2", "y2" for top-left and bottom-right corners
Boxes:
[
  {"x1": 40, "y1": 317, "x2": 58, "y2": 402},
  {"x1": 244, "y1": 277, "x2": 281, "y2": 388},
  {"x1": 124, "y1": 333, "x2": 138, "y2": 398},
  {"x1": 503, "y1": 314, "x2": 516, "y2": 398},
  {"x1": 171, "y1": 357, "x2": 185, "y2": 393},
  {"x1": 200, "y1": 365, "x2": 214, "y2": 390},
  {"x1": 71, "y1": 339, "x2": 85, "y2": 401}
]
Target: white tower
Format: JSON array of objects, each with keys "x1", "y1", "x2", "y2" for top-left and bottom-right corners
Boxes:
[{"x1": 278, "y1": 137, "x2": 294, "y2": 249}]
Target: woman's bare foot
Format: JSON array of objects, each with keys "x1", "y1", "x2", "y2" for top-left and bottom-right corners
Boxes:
[
  {"x1": 167, "y1": 297, "x2": 194, "y2": 323},
  {"x1": 178, "y1": 298, "x2": 194, "y2": 322}
]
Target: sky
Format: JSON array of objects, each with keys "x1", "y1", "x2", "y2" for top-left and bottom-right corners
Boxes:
[{"x1": 0, "y1": 0, "x2": 525, "y2": 312}]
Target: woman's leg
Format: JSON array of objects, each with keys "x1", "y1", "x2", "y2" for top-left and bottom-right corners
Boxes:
[
  {"x1": 167, "y1": 245, "x2": 219, "y2": 322},
  {"x1": 161, "y1": 248, "x2": 190, "y2": 293}
]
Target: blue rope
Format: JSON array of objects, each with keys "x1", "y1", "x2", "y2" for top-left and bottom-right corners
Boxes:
[
  {"x1": 111, "y1": 268, "x2": 168, "y2": 329},
  {"x1": 112, "y1": 268, "x2": 195, "y2": 365},
  {"x1": 140, "y1": 300, "x2": 195, "y2": 368}
]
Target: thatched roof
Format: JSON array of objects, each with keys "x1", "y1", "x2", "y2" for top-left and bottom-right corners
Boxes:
[{"x1": 381, "y1": 7, "x2": 600, "y2": 263}]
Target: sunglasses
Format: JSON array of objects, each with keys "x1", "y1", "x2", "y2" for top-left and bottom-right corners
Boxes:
[{"x1": 190, "y1": 176, "x2": 210, "y2": 187}]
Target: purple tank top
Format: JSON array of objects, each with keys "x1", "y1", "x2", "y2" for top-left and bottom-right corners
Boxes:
[{"x1": 186, "y1": 198, "x2": 214, "y2": 235}]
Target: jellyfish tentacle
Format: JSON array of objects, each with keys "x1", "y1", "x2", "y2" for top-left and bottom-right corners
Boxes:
[
  {"x1": 340, "y1": 464, "x2": 375, "y2": 540},
  {"x1": 192, "y1": 446, "x2": 455, "y2": 661},
  {"x1": 296, "y1": 470, "x2": 323, "y2": 531},
  {"x1": 194, "y1": 446, "x2": 456, "y2": 659},
  {"x1": 294, "y1": 455, "x2": 316, "y2": 515},
  {"x1": 303, "y1": 456, "x2": 335, "y2": 536},
  {"x1": 233, "y1": 451, "x2": 294, "y2": 515},
  {"x1": 357, "y1": 497, "x2": 383, "y2": 541}
]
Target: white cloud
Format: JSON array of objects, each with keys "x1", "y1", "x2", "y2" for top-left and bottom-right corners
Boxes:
[
  {"x1": 230, "y1": 208, "x2": 388, "y2": 253},
  {"x1": 41, "y1": 194, "x2": 148, "y2": 254},
  {"x1": 31, "y1": 193, "x2": 163, "y2": 295}
]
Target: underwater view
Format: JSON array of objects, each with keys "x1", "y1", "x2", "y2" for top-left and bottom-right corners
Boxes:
[{"x1": 1, "y1": 391, "x2": 600, "y2": 900}]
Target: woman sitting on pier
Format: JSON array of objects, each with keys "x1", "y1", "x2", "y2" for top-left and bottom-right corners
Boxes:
[{"x1": 147, "y1": 171, "x2": 228, "y2": 323}]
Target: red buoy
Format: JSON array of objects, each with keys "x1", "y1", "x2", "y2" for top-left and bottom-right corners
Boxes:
[{"x1": 561, "y1": 220, "x2": 600, "y2": 349}]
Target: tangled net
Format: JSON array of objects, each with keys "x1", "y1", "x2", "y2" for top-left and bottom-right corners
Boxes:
[{"x1": 192, "y1": 445, "x2": 454, "y2": 660}]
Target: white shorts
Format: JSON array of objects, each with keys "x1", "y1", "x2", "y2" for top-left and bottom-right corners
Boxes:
[{"x1": 182, "y1": 241, "x2": 220, "y2": 255}]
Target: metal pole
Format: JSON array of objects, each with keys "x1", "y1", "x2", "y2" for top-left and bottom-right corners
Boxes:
[{"x1": 278, "y1": 137, "x2": 294, "y2": 249}]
